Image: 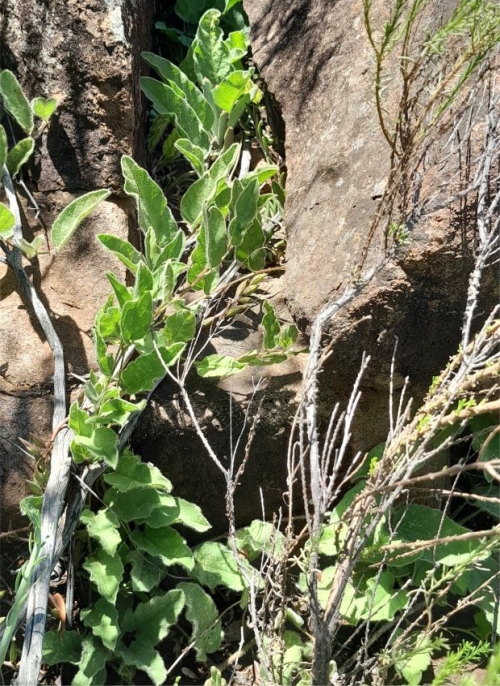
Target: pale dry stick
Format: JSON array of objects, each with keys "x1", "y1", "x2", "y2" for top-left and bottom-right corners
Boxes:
[{"x1": 0, "y1": 166, "x2": 74, "y2": 686}]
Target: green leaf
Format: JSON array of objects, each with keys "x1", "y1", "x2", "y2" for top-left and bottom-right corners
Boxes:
[
  {"x1": 0, "y1": 203, "x2": 15, "y2": 238},
  {"x1": 104, "y1": 451, "x2": 171, "y2": 493},
  {"x1": 94, "y1": 398, "x2": 145, "y2": 427},
  {"x1": 6, "y1": 137, "x2": 34, "y2": 176},
  {"x1": 51, "y1": 190, "x2": 111, "y2": 251},
  {"x1": 31, "y1": 96, "x2": 57, "y2": 122},
  {"x1": 103, "y1": 486, "x2": 176, "y2": 522},
  {"x1": 126, "y1": 550, "x2": 165, "y2": 593},
  {"x1": 279, "y1": 324, "x2": 298, "y2": 350},
  {"x1": 0, "y1": 125, "x2": 7, "y2": 171},
  {"x1": 83, "y1": 548, "x2": 124, "y2": 603},
  {"x1": 80, "y1": 508, "x2": 122, "y2": 556},
  {"x1": 122, "y1": 589, "x2": 184, "y2": 646},
  {"x1": 281, "y1": 631, "x2": 304, "y2": 684},
  {"x1": 228, "y1": 177, "x2": 259, "y2": 246},
  {"x1": 120, "y1": 350, "x2": 165, "y2": 395},
  {"x1": 178, "y1": 582, "x2": 222, "y2": 660},
  {"x1": 187, "y1": 230, "x2": 218, "y2": 294},
  {"x1": 120, "y1": 291, "x2": 153, "y2": 344},
  {"x1": 71, "y1": 635, "x2": 109, "y2": 686},
  {"x1": 95, "y1": 297, "x2": 121, "y2": 340},
  {"x1": 0, "y1": 70, "x2": 34, "y2": 134},
  {"x1": 142, "y1": 52, "x2": 215, "y2": 132},
  {"x1": 15, "y1": 234, "x2": 45, "y2": 257},
  {"x1": 94, "y1": 330, "x2": 115, "y2": 376},
  {"x1": 391, "y1": 505, "x2": 484, "y2": 566},
  {"x1": 175, "y1": 138, "x2": 206, "y2": 176},
  {"x1": 191, "y1": 541, "x2": 245, "y2": 591},
  {"x1": 130, "y1": 525, "x2": 194, "y2": 571},
  {"x1": 121, "y1": 156, "x2": 179, "y2": 245},
  {"x1": 68, "y1": 403, "x2": 92, "y2": 437},
  {"x1": 235, "y1": 217, "x2": 266, "y2": 271},
  {"x1": 193, "y1": 10, "x2": 231, "y2": 86},
  {"x1": 395, "y1": 638, "x2": 433, "y2": 686},
  {"x1": 115, "y1": 640, "x2": 166, "y2": 686},
  {"x1": 72, "y1": 427, "x2": 119, "y2": 468},
  {"x1": 164, "y1": 308, "x2": 196, "y2": 344},
  {"x1": 157, "y1": 340, "x2": 186, "y2": 367},
  {"x1": 262, "y1": 301, "x2": 280, "y2": 349},
  {"x1": 196, "y1": 354, "x2": 246, "y2": 377},
  {"x1": 135, "y1": 261, "x2": 154, "y2": 295},
  {"x1": 213, "y1": 70, "x2": 253, "y2": 112},
  {"x1": 98, "y1": 233, "x2": 143, "y2": 273},
  {"x1": 81, "y1": 598, "x2": 119, "y2": 651},
  {"x1": 42, "y1": 630, "x2": 82, "y2": 666},
  {"x1": 236, "y1": 520, "x2": 285, "y2": 561},
  {"x1": 363, "y1": 571, "x2": 408, "y2": 621},
  {"x1": 180, "y1": 142, "x2": 240, "y2": 225},
  {"x1": 204, "y1": 204, "x2": 227, "y2": 267},
  {"x1": 174, "y1": 497, "x2": 211, "y2": 532},
  {"x1": 174, "y1": 0, "x2": 211, "y2": 23},
  {"x1": 141, "y1": 78, "x2": 210, "y2": 153},
  {"x1": 225, "y1": 28, "x2": 247, "y2": 57}
]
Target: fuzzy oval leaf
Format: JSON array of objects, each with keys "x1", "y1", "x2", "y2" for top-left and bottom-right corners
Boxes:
[
  {"x1": 115, "y1": 640, "x2": 166, "y2": 686},
  {"x1": 103, "y1": 451, "x2": 172, "y2": 493},
  {"x1": 98, "y1": 233, "x2": 142, "y2": 272},
  {"x1": 6, "y1": 137, "x2": 34, "y2": 176},
  {"x1": 81, "y1": 598, "x2": 119, "y2": 651},
  {"x1": 191, "y1": 541, "x2": 246, "y2": 591},
  {"x1": 126, "y1": 550, "x2": 165, "y2": 593},
  {"x1": 164, "y1": 309, "x2": 196, "y2": 344},
  {"x1": 31, "y1": 96, "x2": 57, "y2": 121},
  {"x1": 175, "y1": 138, "x2": 206, "y2": 176},
  {"x1": 141, "y1": 78, "x2": 210, "y2": 153},
  {"x1": 130, "y1": 525, "x2": 194, "y2": 571},
  {"x1": 83, "y1": 549, "x2": 124, "y2": 604},
  {"x1": 142, "y1": 52, "x2": 214, "y2": 132},
  {"x1": 193, "y1": 9, "x2": 231, "y2": 86},
  {"x1": 104, "y1": 487, "x2": 176, "y2": 522},
  {"x1": 174, "y1": 497, "x2": 211, "y2": 532},
  {"x1": 195, "y1": 354, "x2": 246, "y2": 378},
  {"x1": 42, "y1": 630, "x2": 82, "y2": 666},
  {"x1": 51, "y1": 190, "x2": 111, "y2": 251},
  {"x1": 72, "y1": 426, "x2": 119, "y2": 468},
  {"x1": 120, "y1": 291, "x2": 153, "y2": 344},
  {"x1": 0, "y1": 203, "x2": 15, "y2": 238},
  {"x1": 122, "y1": 589, "x2": 184, "y2": 646},
  {"x1": 120, "y1": 350, "x2": 165, "y2": 395},
  {"x1": 80, "y1": 508, "x2": 122, "y2": 556},
  {"x1": 204, "y1": 204, "x2": 227, "y2": 267},
  {"x1": 213, "y1": 70, "x2": 252, "y2": 112},
  {"x1": 121, "y1": 156, "x2": 179, "y2": 245},
  {"x1": 0, "y1": 70, "x2": 34, "y2": 134}
]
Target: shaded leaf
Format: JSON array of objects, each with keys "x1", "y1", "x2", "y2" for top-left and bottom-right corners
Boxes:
[
  {"x1": 178, "y1": 582, "x2": 222, "y2": 660},
  {"x1": 122, "y1": 589, "x2": 184, "y2": 646}
]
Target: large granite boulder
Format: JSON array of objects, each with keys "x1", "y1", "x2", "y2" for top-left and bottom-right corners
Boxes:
[{"x1": 244, "y1": 0, "x2": 499, "y2": 454}]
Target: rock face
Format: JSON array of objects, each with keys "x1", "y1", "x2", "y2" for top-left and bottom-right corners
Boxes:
[
  {"x1": 0, "y1": 0, "x2": 152, "y2": 528},
  {"x1": 244, "y1": 0, "x2": 499, "y2": 454}
]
